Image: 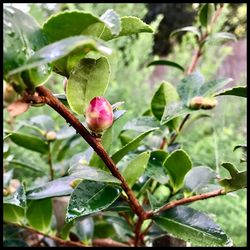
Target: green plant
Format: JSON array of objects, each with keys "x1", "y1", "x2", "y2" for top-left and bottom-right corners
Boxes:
[{"x1": 3, "y1": 4, "x2": 246, "y2": 247}]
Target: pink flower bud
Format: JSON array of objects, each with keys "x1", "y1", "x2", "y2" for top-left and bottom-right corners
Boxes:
[{"x1": 86, "y1": 96, "x2": 114, "y2": 133}]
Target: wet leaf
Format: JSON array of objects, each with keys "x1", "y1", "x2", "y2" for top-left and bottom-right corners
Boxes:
[{"x1": 215, "y1": 85, "x2": 247, "y2": 98}]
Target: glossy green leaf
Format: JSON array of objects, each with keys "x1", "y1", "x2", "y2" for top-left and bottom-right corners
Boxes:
[
  {"x1": 112, "y1": 128, "x2": 158, "y2": 164},
  {"x1": 198, "y1": 78, "x2": 233, "y2": 97},
  {"x1": 60, "y1": 220, "x2": 75, "y2": 240},
  {"x1": 3, "y1": 240, "x2": 28, "y2": 247},
  {"x1": 147, "y1": 60, "x2": 185, "y2": 72},
  {"x1": 4, "y1": 6, "x2": 48, "y2": 80},
  {"x1": 151, "y1": 82, "x2": 180, "y2": 121},
  {"x1": 27, "y1": 198, "x2": 52, "y2": 233},
  {"x1": 26, "y1": 176, "x2": 76, "y2": 199},
  {"x1": 154, "y1": 206, "x2": 232, "y2": 246},
  {"x1": 219, "y1": 162, "x2": 247, "y2": 192},
  {"x1": 66, "y1": 57, "x2": 110, "y2": 115},
  {"x1": 199, "y1": 4, "x2": 215, "y2": 27},
  {"x1": 4, "y1": 184, "x2": 26, "y2": 224},
  {"x1": 65, "y1": 180, "x2": 121, "y2": 222},
  {"x1": 8, "y1": 160, "x2": 44, "y2": 174},
  {"x1": 170, "y1": 26, "x2": 201, "y2": 39},
  {"x1": 122, "y1": 151, "x2": 150, "y2": 187},
  {"x1": 215, "y1": 85, "x2": 247, "y2": 98},
  {"x1": 177, "y1": 72, "x2": 205, "y2": 105},
  {"x1": 164, "y1": 149, "x2": 192, "y2": 193},
  {"x1": 184, "y1": 166, "x2": 216, "y2": 194},
  {"x1": 68, "y1": 165, "x2": 120, "y2": 184},
  {"x1": 9, "y1": 36, "x2": 112, "y2": 77},
  {"x1": 233, "y1": 145, "x2": 247, "y2": 162},
  {"x1": 145, "y1": 150, "x2": 169, "y2": 184},
  {"x1": 7, "y1": 131, "x2": 49, "y2": 154},
  {"x1": 205, "y1": 32, "x2": 237, "y2": 45},
  {"x1": 122, "y1": 116, "x2": 161, "y2": 133},
  {"x1": 100, "y1": 9, "x2": 121, "y2": 35},
  {"x1": 89, "y1": 127, "x2": 112, "y2": 170},
  {"x1": 43, "y1": 11, "x2": 102, "y2": 43}
]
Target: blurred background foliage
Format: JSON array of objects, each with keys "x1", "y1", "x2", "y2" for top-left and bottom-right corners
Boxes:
[{"x1": 4, "y1": 3, "x2": 246, "y2": 246}]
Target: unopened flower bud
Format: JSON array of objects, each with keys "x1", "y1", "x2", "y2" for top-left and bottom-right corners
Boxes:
[
  {"x1": 46, "y1": 131, "x2": 57, "y2": 141},
  {"x1": 4, "y1": 81, "x2": 17, "y2": 104},
  {"x1": 201, "y1": 98, "x2": 218, "y2": 110},
  {"x1": 85, "y1": 96, "x2": 114, "y2": 134},
  {"x1": 189, "y1": 96, "x2": 204, "y2": 110}
]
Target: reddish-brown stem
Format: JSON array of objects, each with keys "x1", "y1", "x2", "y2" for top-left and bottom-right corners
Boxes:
[
  {"x1": 92, "y1": 238, "x2": 130, "y2": 247},
  {"x1": 36, "y1": 86, "x2": 146, "y2": 219},
  {"x1": 145, "y1": 189, "x2": 225, "y2": 219},
  {"x1": 134, "y1": 217, "x2": 144, "y2": 247}
]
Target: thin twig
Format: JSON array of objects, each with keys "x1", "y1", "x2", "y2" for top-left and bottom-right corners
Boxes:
[
  {"x1": 145, "y1": 189, "x2": 225, "y2": 219},
  {"x1": 134, "y1": 217, "x2": 144, "y2": 247},
  {"x1": 92, "y1": 238, "x2": 130, "y2": 247}
]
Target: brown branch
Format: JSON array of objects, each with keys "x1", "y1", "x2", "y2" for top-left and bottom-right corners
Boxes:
[
  {"x1": 145, "y1": 189, "x2": 225, "y2": 219},
  {"x1": 5, "y1": 222, "x2": 86, "y2": 247},
  {"x1": 92, "y1": 238, "x2": 130, "y2": 247},
  {"x1": 134, "y1": 217, "x2": 144, "y2": 247},
  {"x1": 35, "y1": 86, "x2": 146, "y2": 219}
]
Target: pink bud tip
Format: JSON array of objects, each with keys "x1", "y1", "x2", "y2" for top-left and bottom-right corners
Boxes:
[{"x1": 85, "y1": 96, "x2": 114, "y2": 133}]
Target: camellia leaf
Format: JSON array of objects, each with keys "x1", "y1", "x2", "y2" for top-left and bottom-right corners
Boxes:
[
  {"x1": 214, "y1": 85, "x2": 247, "y2": 98},
  {"x1": 122, "y1": 151, "x2": 150, "y2": 187},
  {"x1": 219, "y1": 162, "x2": 247, "y2": 193},
  {"x1": 9, "y1": 36, "x2": 112, "y2": 77},
  {"x1": 26, "y1": 176, "x2": 76, "y2": 200},
  {"x1": 177, "y1": 72, "x2": 205, "y2": 105},
  {"x1": 66, "y1": 56, "x2": 110, "y2": 115},
  {"x1": 4, "y1": 6, "x2": 51, "y2": 88},
  {"x1": 4, "y1": 184, "x2": 26, "y2": 224},
  {"x1": 170, "y1": 26, "x2": 201, "y2": 39},
  {"x1": 151, "y1": 81, "x2": 180, "y2": 121},
  {"x1": 145, "y1": 150, "x2": 169, "y2": 184},
  {"x1": 153, "y1": 206, "x2": 232, "y2": 246},
  {"x1": 205, "y1": 32, "x2": 237, "y2": 45},
  {"x1": 147, "y1": 60, "x2": 185, "y2": 72},
  {"x1": 65, "y1": 180, "x2": 121, "y2": 222},
  {"x1": 184, "y1": 166, "x2": 216, "y2": 194},
  {"x1": 112, "y1": 128, "x2": 158, "y2": 164},
  {"x1": 198, "y1": 78, "x2": 233, "y2": 97},
  {"x1": 199, "y1": 3, "x2": 215, "y2": 27},
  {"x1": 164, "y1": 149, "x2": 192, "y2": 193},
  {"x1": 42, "y1": 11, "x2": 103, "y2": 43},
  {"x1": 7, "y1": 131, "x2": 49, "y2": 154},
  {"x1": 233, "y1": 145, "x2": 247, "y2": 162},
  {"x1": 26, "y1": 198, "x2": 52, "y2": 233},
  {"x1": 100, "y1": 9, "x2": 121, "y2": 36}
]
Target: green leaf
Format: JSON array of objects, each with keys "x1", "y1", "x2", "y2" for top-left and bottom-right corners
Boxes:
[
  {"x1": 7, "y1": 131, "x2": 49, "y2": 154},
  {"x1": 198, "y1": 78, "x2": 233, "y2": 97},
  {"x1": 214, "y1": 85, "x2": 247, "y2": 98},
  {"x1": 60, "y1": 220, "x2": 75, "y2": 240},
  {"x1": 65, "y1": 180, "x2": 121, "y2": 222},
  {"x1": 205, "y1": 32, "x2": 237, "y2": 45},
  {"x1": 4, "y1": 6, "x2": 48, "y2": 80},
  {"x1": 112, "y1": 128, "x2": 158, "y2": 164},
  {"x1": 29, "y1": 115, "x2": 55, "y2": 131},
  {"x1": 177, "y1": 72, "x2": 205, "y2": 105},
  {"x1": 122, "y1": 151, "x2": 150, "y2": 187},
  {"x1": 170, "y1": 26, "x2": 201, "y2": 39},
  {"x1": 26, "y1": 198, "x2": 52, "y2": 233},
  {"x1": 89, "y1": 127, "x2": 113, "y2": 170},
  {"x1": 233, "y1": 145, "x2": 247, "y2": 162},
  {"x1": 8, "y1": 160, "x2": 44, "y2": 174},
  {"x1": 145, "y1": 150, "x2": 169, "y2": 184},
  {"x1": 151, "y1": 82, "x2": 180, "y2": 121},
  {"x1": 4, "y1": 169, "x2": 14, "y2": 187},
  {"x1": 68, "y1": 165, "x2": 120, "y2": 184},
  {"x1": 153, "y1": 206, "x2": 232, "y2": 246},
  {"x1": 219, "y1": 162, "x2": 247, "y2": 192},
  {"x1": 42, "y1": 11, "x2": 102, "y2": 43},
  {"x1": 4, "y1": 184, "x2": 26, "y2": 224},
  {"x1": 66, "y1": 56, "x2": 110, "y2": 115},
  {"x1": 147, "y1": 60, "x2": 185, "y2": 72},
  {"x1": 199, "y1": 4, "x2": 215, "y2": 27},
  {"x1": 9, "y1": 36, "x2": 112, "y2": 77},
  {"x1": 73, "y1": 217, "x2": 94, "y2": 243},
  {"x1": 184, "y1": 166, "x2": 216, "y2": 194},
  {"x1": 26, "y1": 176, "x2": 76, "y2": 199},
  {"x1": 100, "y1": 9, "x2": 121, "y2": 36},
  {"x1": 164, "y1": 149, "x2": 192, "y2": 193}
]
